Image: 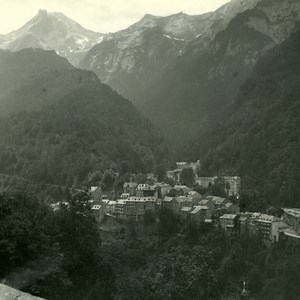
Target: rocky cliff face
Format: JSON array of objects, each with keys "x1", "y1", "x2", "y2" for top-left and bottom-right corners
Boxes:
[
  {"x1": 79, "y1": 0, "x2": 260, "y2": 105},
  {"x1": 0, "y1": 10, "x2": 104, "y2": 66},
  {"x1": 79, "y1": 12, "x2": 211, "y2": 105},
  {"x1": 0, "y1": 284, "x2": 44, "y2": 300}
]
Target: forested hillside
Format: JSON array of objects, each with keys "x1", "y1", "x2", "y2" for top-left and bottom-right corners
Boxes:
[
  {"x1": 196, "y1": 31, "x2": 300, "y2": 208},
  {"x1": 0, "y1": 49, "x2": 170, "y2": 190}
]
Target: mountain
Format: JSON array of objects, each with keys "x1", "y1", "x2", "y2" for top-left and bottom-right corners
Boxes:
[
  {"x1": 196, "y1": 30, "x2": 300, "y2": 208},
  {"x1": 0, "y1": 48, "x2": 170, "y2": 187},
  {"x1": 0, "y1": 9, "x2": 104, "y2": 66},
  {"x1": 79, "y1": 0, "x2": 257, "y2": 106},
  {"x1": 140, "y1": 0, "x2": 300, "y2": 152}
]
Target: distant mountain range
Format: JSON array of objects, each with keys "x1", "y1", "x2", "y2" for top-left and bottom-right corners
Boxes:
[
  {"x1": 0, "y1": 49, "x2": 169, "y2": 187},
  {"x1": 0, "y1": 9, "x2": 104, "y2": 66},
  {"x1": 139, "y1": 0, "x2": 300, "y2": 150},
  {"x1": 79, "y1": 0, "x2": 259, "y2": 105}
]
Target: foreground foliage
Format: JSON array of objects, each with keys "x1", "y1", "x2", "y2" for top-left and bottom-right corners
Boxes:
[{"x1": 1, "y1": 193, "x2": 299, "y2": 299}]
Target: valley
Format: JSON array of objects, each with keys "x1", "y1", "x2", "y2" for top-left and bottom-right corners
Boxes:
[{"x1": 0, "y1": 0, "x2": 300, "y2": 299}]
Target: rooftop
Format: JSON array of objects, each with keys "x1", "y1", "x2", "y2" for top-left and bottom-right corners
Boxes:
[
  {"x1": 190, "y1": 206, "x2": 208, "y2": 214},
  {"x1": 163, "y1": 196, "x2": 175, "y2": 202},
  {"x1": 212, "y1": 197, "x2": 227, "y2": 205},
  {"x1": 181, "y1": 206, "x2": 193, "y2": 212},
  {"x1": 283, "y1": 208, "x2": 300, "y2": 218},
  {"x1": 220, "y1": 214, "x2": 237, "y2": 220}
]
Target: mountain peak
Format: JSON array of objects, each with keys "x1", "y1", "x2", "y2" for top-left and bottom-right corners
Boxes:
[
  {"x1": 0, "y1": 10, "x2": 104, "y2": 66},
  {"x1": 38, "y1": 9, "x2": 48, "y2": 16},
  {"x1": 143, "y1": 14, "x2": 159, "y2": 19}
]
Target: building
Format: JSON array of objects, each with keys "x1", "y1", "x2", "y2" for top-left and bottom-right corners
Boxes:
[
  {"x1": 162, "y1": 196, "x2": 179, "y2": 213},
  {"x1": 188, "y1": 191, "x2": 202, "y2": 205},
  {"x1": 91, "y1": 204, "x2": 106, "y2": 224},
  {"x1": 199, "y1": 199, "x2": 215, "y2": 214},
  {"x1": 136, "y1": 184, "x2": 158, "y2": 198},
  {"x1": 211, "y1": 197, "x2": 229, "y2": 210},
  {"x1": 114, "y1": 200, "x2": 126, "y2": 219},
  {"x1": 180, "y1": 206, "x2": 193, "y2": 219},
  {"x1": 237, "y1": 213, "x2": 252, "y2": 234},
  {"x1": 224, "y1": 202, "x2": 240, "y2": 214},
  {"x1": 166, "y1": 169, "x2": 182, "y2": 183},
  {"x1": 249, "y1": 213, "x2": 285, "y2": 243},
  {"x1": 190, "y1": 206, "x2": 212, "y2": 223},
  {"x1": 155, "y1": 182, "x2": 172, "y2": 198},
  {"x1": 196, "y1": 177, "x2": 217, "y2": 188},
  {"x1": 177, "y1": 196, "x2": 193, "y2": 207},
  {"x1": 174, "y1": 185, "x2": 192, "y2": 195},
  {"x1": 282, "y1": 208, "x2": 300, "y2": 235},
  {"x1": 121, "y1": 193, "x2": 130, "y2": 199},
  {"x1": 106, "y1": 200, "x2": 117, "y2": 214},
  {"x1": 90, "y1": 186, "x2": 102, "y2": 201},
  {"x1": 224, "y1": 176, "x2": 241, "y2": 196},
  {"x1": 219, "y1": 214, "x2": 238, "y2": 235},
  {"x1": 123, "y1": 182, "x2": 138, "y2": 196}
]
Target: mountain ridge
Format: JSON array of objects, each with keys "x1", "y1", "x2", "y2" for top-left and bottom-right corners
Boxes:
[
  {"x1": 0, "y1": 48, "x2": 170, "y2": 188},
  {"x1": 0, "y1": 9, "x2": 104, "y2": 66}
]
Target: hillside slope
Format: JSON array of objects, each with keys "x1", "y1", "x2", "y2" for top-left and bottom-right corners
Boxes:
[
  {"x1": 198, "y1": 31, "x2": 300, "y2": 207},
  {"x1": 0, "y1": 49, "x2": 169, "y2": 187}
]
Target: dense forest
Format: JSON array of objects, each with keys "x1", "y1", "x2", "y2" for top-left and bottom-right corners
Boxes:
[
  {"x1": 1, "y1": 191, "x2": 299, "y2": 300},
  {"x1": 189, "y1": 31, "x2": 300, "y2": 208},
  {"x1": 0, "y1": 49, "x2": 170, "y2": 193}
]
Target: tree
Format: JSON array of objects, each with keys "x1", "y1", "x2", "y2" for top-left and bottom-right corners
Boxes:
[
  {"x1": 211, "y1": 177, "x2": 227, "y2": 197},
  {"x1": 180, "y1": 168, "x2": 195, "y2": 186},
  {"x1": 158, "y1": 208, "x2": 179, "y2": 238},
  {"x1": 144, "y1": 210, "x2": 156, "y2": 227}
]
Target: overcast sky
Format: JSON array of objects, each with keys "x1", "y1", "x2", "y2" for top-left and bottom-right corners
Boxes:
[{"x1": 0, "y1": 0, "x2": 229, "y2": 34}]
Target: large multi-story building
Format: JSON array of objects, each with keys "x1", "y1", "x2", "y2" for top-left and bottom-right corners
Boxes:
[
  {"x1": 136, "y1": 184, "x2": 159, "y2": 198},
  {"x1": 249, "y1": 213, "x2": 285, "y2": 243},
  {"x1": 91, "y1": 204, "x2": 106, "y2": 224},
  {"x1": 114, "y1": 200, "x2": 126, "y2": 219},
  {"x1": 154, "y1": 182, "x2": 172, "y2": 197},
  {"x1": 123, "y1": 182, "x2": 138, "y2": 196},
  {"x1": 223, "y1": 176, "x2": 241, "y2": 196},
  {"x1": 195, "y1": 176, "x2": 241, "y2": 196},
  {"x1": 113, "y1": 197, "x2": 157, "y2": 220},
  {"x1": 190, "y1": 206, "x2": 212, "y2": 223},
  {"x1": 219, "y1": 214, "x2": 239, "y2": 235},
  {"x1": 196, "y1": 177, "x2": 217, "y2": 188},
  {"x1": 282, "y1": 208, "x2": 300, "y2": 236}
]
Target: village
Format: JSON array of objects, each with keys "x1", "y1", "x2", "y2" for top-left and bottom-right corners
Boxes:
[{"x1": 52, "y1": 161, "x2": 300, "y2": 245}]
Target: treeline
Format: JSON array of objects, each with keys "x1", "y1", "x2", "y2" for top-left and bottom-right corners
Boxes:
[{"x1": 1, "y1": 192, "x2": 299, "y2": 299}]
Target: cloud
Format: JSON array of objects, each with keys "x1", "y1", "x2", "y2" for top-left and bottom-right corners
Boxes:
[{"x1": 0, "y1": 0, "x2": 229, "y2": 34}]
